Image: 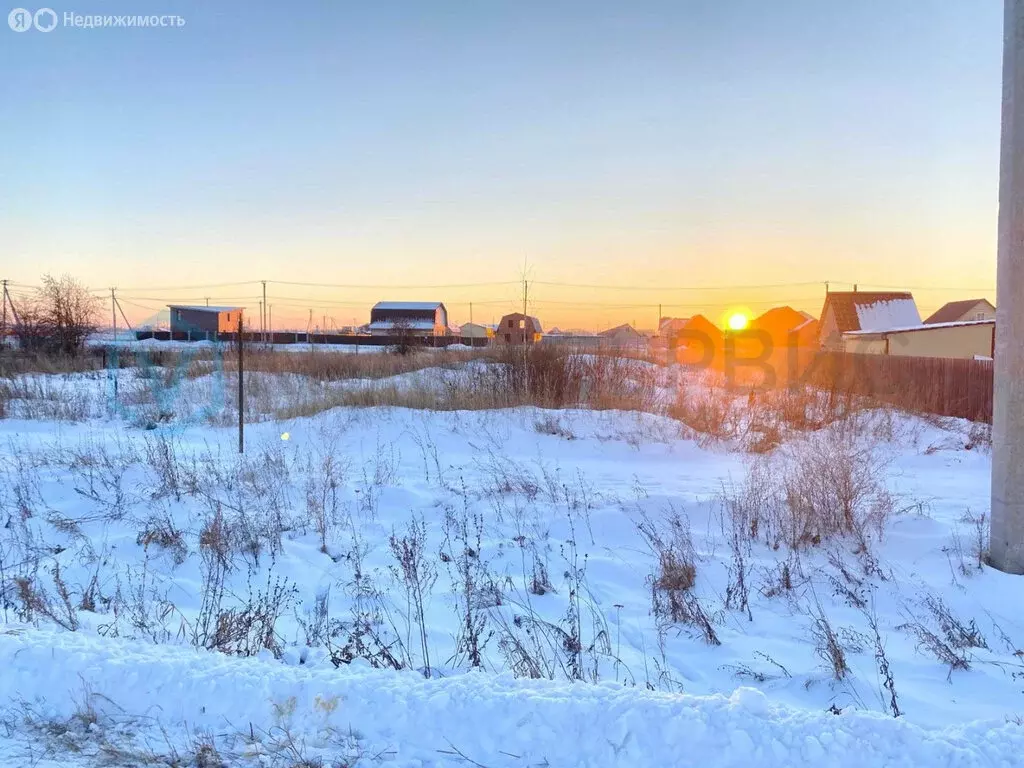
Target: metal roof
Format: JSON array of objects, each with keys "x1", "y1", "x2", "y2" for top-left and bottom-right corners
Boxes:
[
  {"x1": 372, "y1": 302, "x2": 444, "y2": 311},
  {"x1": 167, "y1": 305, "x2": 244, "y2": 313},
  {"x1": 924, "y1": 299, "x2": 994, "y2": 324},
  {"x1": 843, "y1": 319, "x2": 994, "y2": 337}
]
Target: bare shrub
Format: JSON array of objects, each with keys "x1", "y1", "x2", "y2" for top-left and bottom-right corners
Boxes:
[
  {"x1": 389, "y1": 514, "x2": 438, "y2": 677},
  {"x1": 864, "y1": 601, "x2": 901, "y2": 718},
  {"x1": 669, "y1": 383, "x2": 733, "y2": 443},
  {"x1": 14, "y1": 563, "x2": 79, "y2": 631},
  {"x1": 826, "y1": 550, "x2": 869, "y2": 610},
  {"x1": 759, "y1": 557, "x2": 798, "y2": 599},
  {"x1": 921, "y1": 595, "x2": 988, "y2": 651},
  {"x1": 634, "y1": 505, "x2": 697, "y2": 595},
  {"x1": 723, "y1": 651, "x2": 792, "y2": 683},
  {"x1": 304, "y1": 450, "x2": 346, "y2": 554},
  {"x1": 199, "y1": 570, "x2": 298, "y2": 659},
  {"x1": 534, "y1": 413, "x2": 576, "y2": 440},
  {"x1": 900, "y1": 617, "x2": 971, "y2": 677},
  {"x1": 135, "y1": 514, "x2": 188, "y2": 565},
  {"x1": 332, "y1": 512, "x2": 405, "y2": 670},
  {"x1": 779, "y1": 434, "x2": 895, "y2": 550},
  {"x1": 808, "y1": 600, "x2": 849, "y2": 680},
  {"x1": 439, "y1": 498, "x2": 494, "y2": 668}
]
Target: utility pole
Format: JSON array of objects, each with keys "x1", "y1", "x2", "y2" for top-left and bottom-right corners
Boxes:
[
  {"x1": 2, "y1": 280, "x2": 22, "y2": 342},
  {"x1": 261, "y1": 280, "x2": 267, "y2": 344},
  {"x1": 238, "y1": 313, "x2": 245, "y2": 454},
  {"x1": 110, "y1": 288, "x2": 117, "y2": 343},
  {"x1": 205, "y1": 296, "x2": 210, "y2": 307},
  {"x1": 1, "y1": 280, "x2": 8, "y2": 349},
  {"x1": 268, "y1": 305, "x2": 272, "y2": 346},
  {"x1": 993, "y1": 0, "x2": 1024, "y2": 574}
]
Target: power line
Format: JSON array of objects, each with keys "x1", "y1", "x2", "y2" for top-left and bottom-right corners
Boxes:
[
  {"x1": 528, "y1": 280, "x2": 823, "y2": 290},
  {"x1": 268, "y1": 279, "x2": 519, "y2": 289}
]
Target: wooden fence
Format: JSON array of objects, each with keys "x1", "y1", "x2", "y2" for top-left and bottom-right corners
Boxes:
[{"x1": 803, "y1": 352, "x2": 993, "y2": 423}]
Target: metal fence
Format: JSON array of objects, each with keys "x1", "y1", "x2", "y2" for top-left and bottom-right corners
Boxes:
[{"x1": 134, "y1": 331, "x2": 489, "y2": 348}]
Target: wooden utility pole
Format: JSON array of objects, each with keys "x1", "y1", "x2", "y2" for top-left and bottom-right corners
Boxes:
[
  {"x1": 110, "y1": 288, "x2": 117, "y2": 343},
  {"x1": 268, "y1": 305, "x2": 272, "y2": 346},
  {"x1": 1, "y1": 280, "x2": 8, "y2": 348},
  {"x1": 237, "y1": 314, "x2": 245, "y2": 454},
  {"x1": 993, "y1": 0, "x2": 1024, "y2": 573}
]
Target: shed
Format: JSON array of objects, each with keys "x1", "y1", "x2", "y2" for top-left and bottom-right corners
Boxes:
[{"x1": 168, "y1": 305, "x2": 244, "y2": 335}]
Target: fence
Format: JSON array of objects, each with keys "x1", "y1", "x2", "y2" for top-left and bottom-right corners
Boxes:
[
  {"x1": 134, "y1": 331, "x2": 490, "y2": 348},
  {"x1": 804, "y1": 352, "x2": 994, "y2": 423}
]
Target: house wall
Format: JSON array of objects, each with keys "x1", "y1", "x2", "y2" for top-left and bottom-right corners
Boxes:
[
  {"x1": 841, "y1": 336, "x2": 888, "y2": 355},
  {"x1": 459, "y1": 323, "x2": 492, "y2": 339},
  {"x1": 217, "y1": 310, "x2": 241, "y2": 332},
  {"x1": 888, "y1": 324, "x2": 995, "y2": 359},
  {"x1": 818, "y1": 307, "x2": 842, "y2": 349},
  {"x1": 495, "y1": 313, "x2": 540, "y2": 344},
  {"x1": 843, "y1": 324, "x2": 995, "y2": 359},
  {"x1": 170, "y1": 309, "x2": 240, "y2": 334},
  {"x1": 954, "y1": 300, "x2": 996, "y2": 323}
]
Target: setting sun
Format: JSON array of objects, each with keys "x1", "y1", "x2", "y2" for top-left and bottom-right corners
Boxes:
[{"x1": 727, "y1": 312, "x2": 750, "y2": 331}]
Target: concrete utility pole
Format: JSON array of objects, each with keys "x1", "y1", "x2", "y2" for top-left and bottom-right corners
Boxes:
[{"x1": 992, "y1": 0, "x2": 1024, "y2": 574}]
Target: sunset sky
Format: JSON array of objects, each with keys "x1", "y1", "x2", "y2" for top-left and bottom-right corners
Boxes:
[{"x1": 0, "y1": 1, "x2": 1003, "y2": 330}]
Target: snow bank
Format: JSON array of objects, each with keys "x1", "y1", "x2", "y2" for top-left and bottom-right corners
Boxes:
[{"x1": 0, "y1": 628, "x2": 1020, "y2": 767}]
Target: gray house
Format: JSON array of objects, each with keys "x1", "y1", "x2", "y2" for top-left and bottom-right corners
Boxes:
[
  {"x1": 368, "y1": 302, "x2": 448, "y2": 336},
  {"x1": 168, "y1": 305, "x2": 244, "y2": 335}
]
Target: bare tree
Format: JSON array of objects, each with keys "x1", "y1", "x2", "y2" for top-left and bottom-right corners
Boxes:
[
  {"x1": 390, "y1": 318, "x2": 418, "y2": 357},
  {"x1": 16, "y1": 274, "x2": 99, "y2": 355}
]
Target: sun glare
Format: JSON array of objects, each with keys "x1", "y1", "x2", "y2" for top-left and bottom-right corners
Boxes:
[{"x1": 727, "y1": 312, "x2": 749, "y2": 331}]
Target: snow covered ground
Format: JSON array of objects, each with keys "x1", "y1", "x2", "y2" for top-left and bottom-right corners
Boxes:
[{"x1": 0, "y1": 357, "x2": 1020, "y2": 766}]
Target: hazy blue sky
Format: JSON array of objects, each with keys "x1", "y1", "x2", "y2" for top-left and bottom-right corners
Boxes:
[{"x1": 0, "y1": 1, "x2": 1004, "y2": 327}]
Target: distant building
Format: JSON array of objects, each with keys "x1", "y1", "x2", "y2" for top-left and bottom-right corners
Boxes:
[
  {"x1": 818, "y1": 291, "x2": 920, "y2": 350},
  {"x1": 924, "y1": 298, "x2": 996, "y2": 325},
  {"x1": 495, "y1": 313, "x2": 543, "y2": 344},
  {"x1": 598, "y1": 323, "x2": 647, "y2": 350},
  {"x1": 368, "y1": 302, "x2": 448, "y2": 337},
  {"x1": 752, "y1": 306, "x2": 819, "y2": 348},
  {"x1": 657, "y1": 317, "x2": 689, "y2": 339},
  {"x1": 458, "y1": 322, "x2": 494, "y2": 340},
  {"x1": 168, "y1": 305, "x2": 244, "y2": 335},
  {"x1": 674, "y1": 315, "x2": 723, "y2": 365}
]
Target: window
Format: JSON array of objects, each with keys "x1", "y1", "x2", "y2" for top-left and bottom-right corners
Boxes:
[
  {"x1": 518, "y1": 319, "x2": 525, "y2": 329},
  {"x1": 505, "y1": 333, "x2": 511, "y2": 342},
  {"x1": 974, "y1": 311, "x2": 987, "y2": 321}
]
